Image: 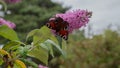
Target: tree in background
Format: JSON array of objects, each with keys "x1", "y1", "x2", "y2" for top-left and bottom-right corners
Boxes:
[{"x1": 60, "y1": 29, "x2": 120, "y2": 68}]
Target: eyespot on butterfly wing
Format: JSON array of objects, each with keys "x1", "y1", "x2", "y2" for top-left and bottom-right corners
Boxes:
[
  {"x1": 57, "y1": 30, "x2": 68, "y2": 40},
  {"x1": 46, "y1": 20, "x2": 56, "y2": 29}
]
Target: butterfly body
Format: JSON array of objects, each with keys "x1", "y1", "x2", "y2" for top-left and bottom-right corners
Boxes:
[{"x1": 46, "y1": 17, "x2": 69, "y2": 40}]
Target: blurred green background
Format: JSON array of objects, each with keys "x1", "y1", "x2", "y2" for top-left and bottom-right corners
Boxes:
[{"x1": 1, "y1": 0, "x2": 120, "y2": 68}]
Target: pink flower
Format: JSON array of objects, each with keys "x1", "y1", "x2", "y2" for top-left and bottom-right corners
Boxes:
[
  {"x1": 4, "y1": 0, "x2": 21, "y2": 4},
  {"x1": 0, "y1": 18, "x2": 16, "y2": 29},
  {"x1": 38, "y1": 64, "x2": 48, "y2": 68},
  {"x1": 55, "y1": 9, "x2": 92, "y2": 33}
]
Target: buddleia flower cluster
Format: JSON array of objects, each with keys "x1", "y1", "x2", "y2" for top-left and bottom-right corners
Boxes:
[
  {"x1": 55, "y1": 9, "x2": 92, "y2": 33},
  {"x1": 0, "y1": 18, "x2": 16, "y2": 29}
]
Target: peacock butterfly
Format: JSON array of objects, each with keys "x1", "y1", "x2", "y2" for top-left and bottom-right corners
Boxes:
[{"x1": 46, "y1": 17, "x2": 69, "y2": 40}]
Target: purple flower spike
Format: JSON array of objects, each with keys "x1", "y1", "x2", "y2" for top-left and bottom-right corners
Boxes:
[
  {"x1": 0, "y1": 18, "x2": 16, "y2": 29},
  {"x1": 55, "y1": 9, "x2": 92, "y2": 33}
]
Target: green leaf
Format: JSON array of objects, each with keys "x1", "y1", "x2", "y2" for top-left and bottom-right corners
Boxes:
[
  {"x1": 20, "y1": 58, "x2": 38, "y2": 68},
  {"x1": 26, "y1": 29, "x2": 39, "y2": 40},
  {"x1": 14, "y1": 60, "x2": 27, "y2": 68},
  {"x1": 0, "y1": 25, "x2": 19, "y2": 41},
  {"x1": 44, "y1": 39, "x2": 66, "y2": 58},
  {"x1": 26, "y1": 26, "x2": 57, "y2": 45},
  {"x1": 2, "y1": 40, "x2": 23, "y2": 50},
  {"x1": 17, "y1": 45, "x2": 31, "y2": 57},
  {"x1": 0, "y1": 58, "x2": 3, "y2": 65},
  {"x1": 41, "y1": 42, "x2": 54, "y2": 57},
  {"x1": 56, "y1": 36, "x2": 62, "y2": 48},
  {"x1": 27, "y1": 45, "x2": 48, "y2": 65}
]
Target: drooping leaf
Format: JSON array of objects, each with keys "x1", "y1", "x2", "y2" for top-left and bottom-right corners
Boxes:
[
  {"x1": 0, "y1": 25, "x2": 19, "y2": 41},
  {"x1": 0, "y1": 49, "x2": 11, "y2": 58},
  {"x1": 26, "y1": 26, "x2": 57, "y2": 45},
  {"x1": 2, "y1": 40, "x2": 24, "y2": 51},
  {"x1": 14, "y1": 60, "x2": 27, "y2": 68},
  {"x1": 20, "y1": 58, "x2": 38, "y2": 68},
  {"x1": 43, "y1": 39, "x2": 66, "y2": 58},
  {"x1": 0, "y1": 58, "x2": 4, "y2": 65},
  {"x1": 27, "y1": 45, "x2": 48, "y2": 65},
  {"x1": 26, "y1": 29, "x2": 39, "y2": 40},
  {"x1": 56, "y1": 36, "x2": 62, "y2": 48},
  {"x1": 41, "y1": 42, "x2": 54, "y2": 57}
]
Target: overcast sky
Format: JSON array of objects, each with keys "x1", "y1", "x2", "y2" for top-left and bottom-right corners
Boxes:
[{"x1": 52, "y1": 0, "x2": 120, "y2": 35}]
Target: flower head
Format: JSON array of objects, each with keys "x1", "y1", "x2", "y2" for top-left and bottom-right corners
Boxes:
[
  {"x1": 0, "y1": 18, "x2": 16, "y2": 29},
  {"x1": 55, "y1": 9, "x2": 92, "y2": 33},
  {"x1": 4, "y1": 0, "x2": 21, "y2": 4},
  {"x1": 38, "y1": 64, "x2": 48, "y2": 68}
]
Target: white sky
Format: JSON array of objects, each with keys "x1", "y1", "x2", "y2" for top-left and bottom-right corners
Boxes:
[{"x1": 52, "y1": 0, "x2": 120, "y2": 35}]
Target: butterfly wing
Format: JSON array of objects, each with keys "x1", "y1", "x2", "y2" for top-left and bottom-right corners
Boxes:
[
  {"x1": 57, "y1": 30, "x2": 68, "y2": 40},
  {"x1": 46, "y1": 20, "x2": 56, "y2": 30}
]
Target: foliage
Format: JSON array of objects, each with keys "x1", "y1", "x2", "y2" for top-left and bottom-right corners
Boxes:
[
  {"x1": 0, "y1": 25, "x2": 66, "y2": 68},
  {"x1": 60, "y1": 30, "x2": 120, "y2": 68},
  {"x1": 0, "y1": 25, "x2": 19, "y2": 41}
]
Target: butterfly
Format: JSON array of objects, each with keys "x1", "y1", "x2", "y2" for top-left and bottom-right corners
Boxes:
[{"x1": 46, "y1": 17, "x2": 69, "y2": 40}]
